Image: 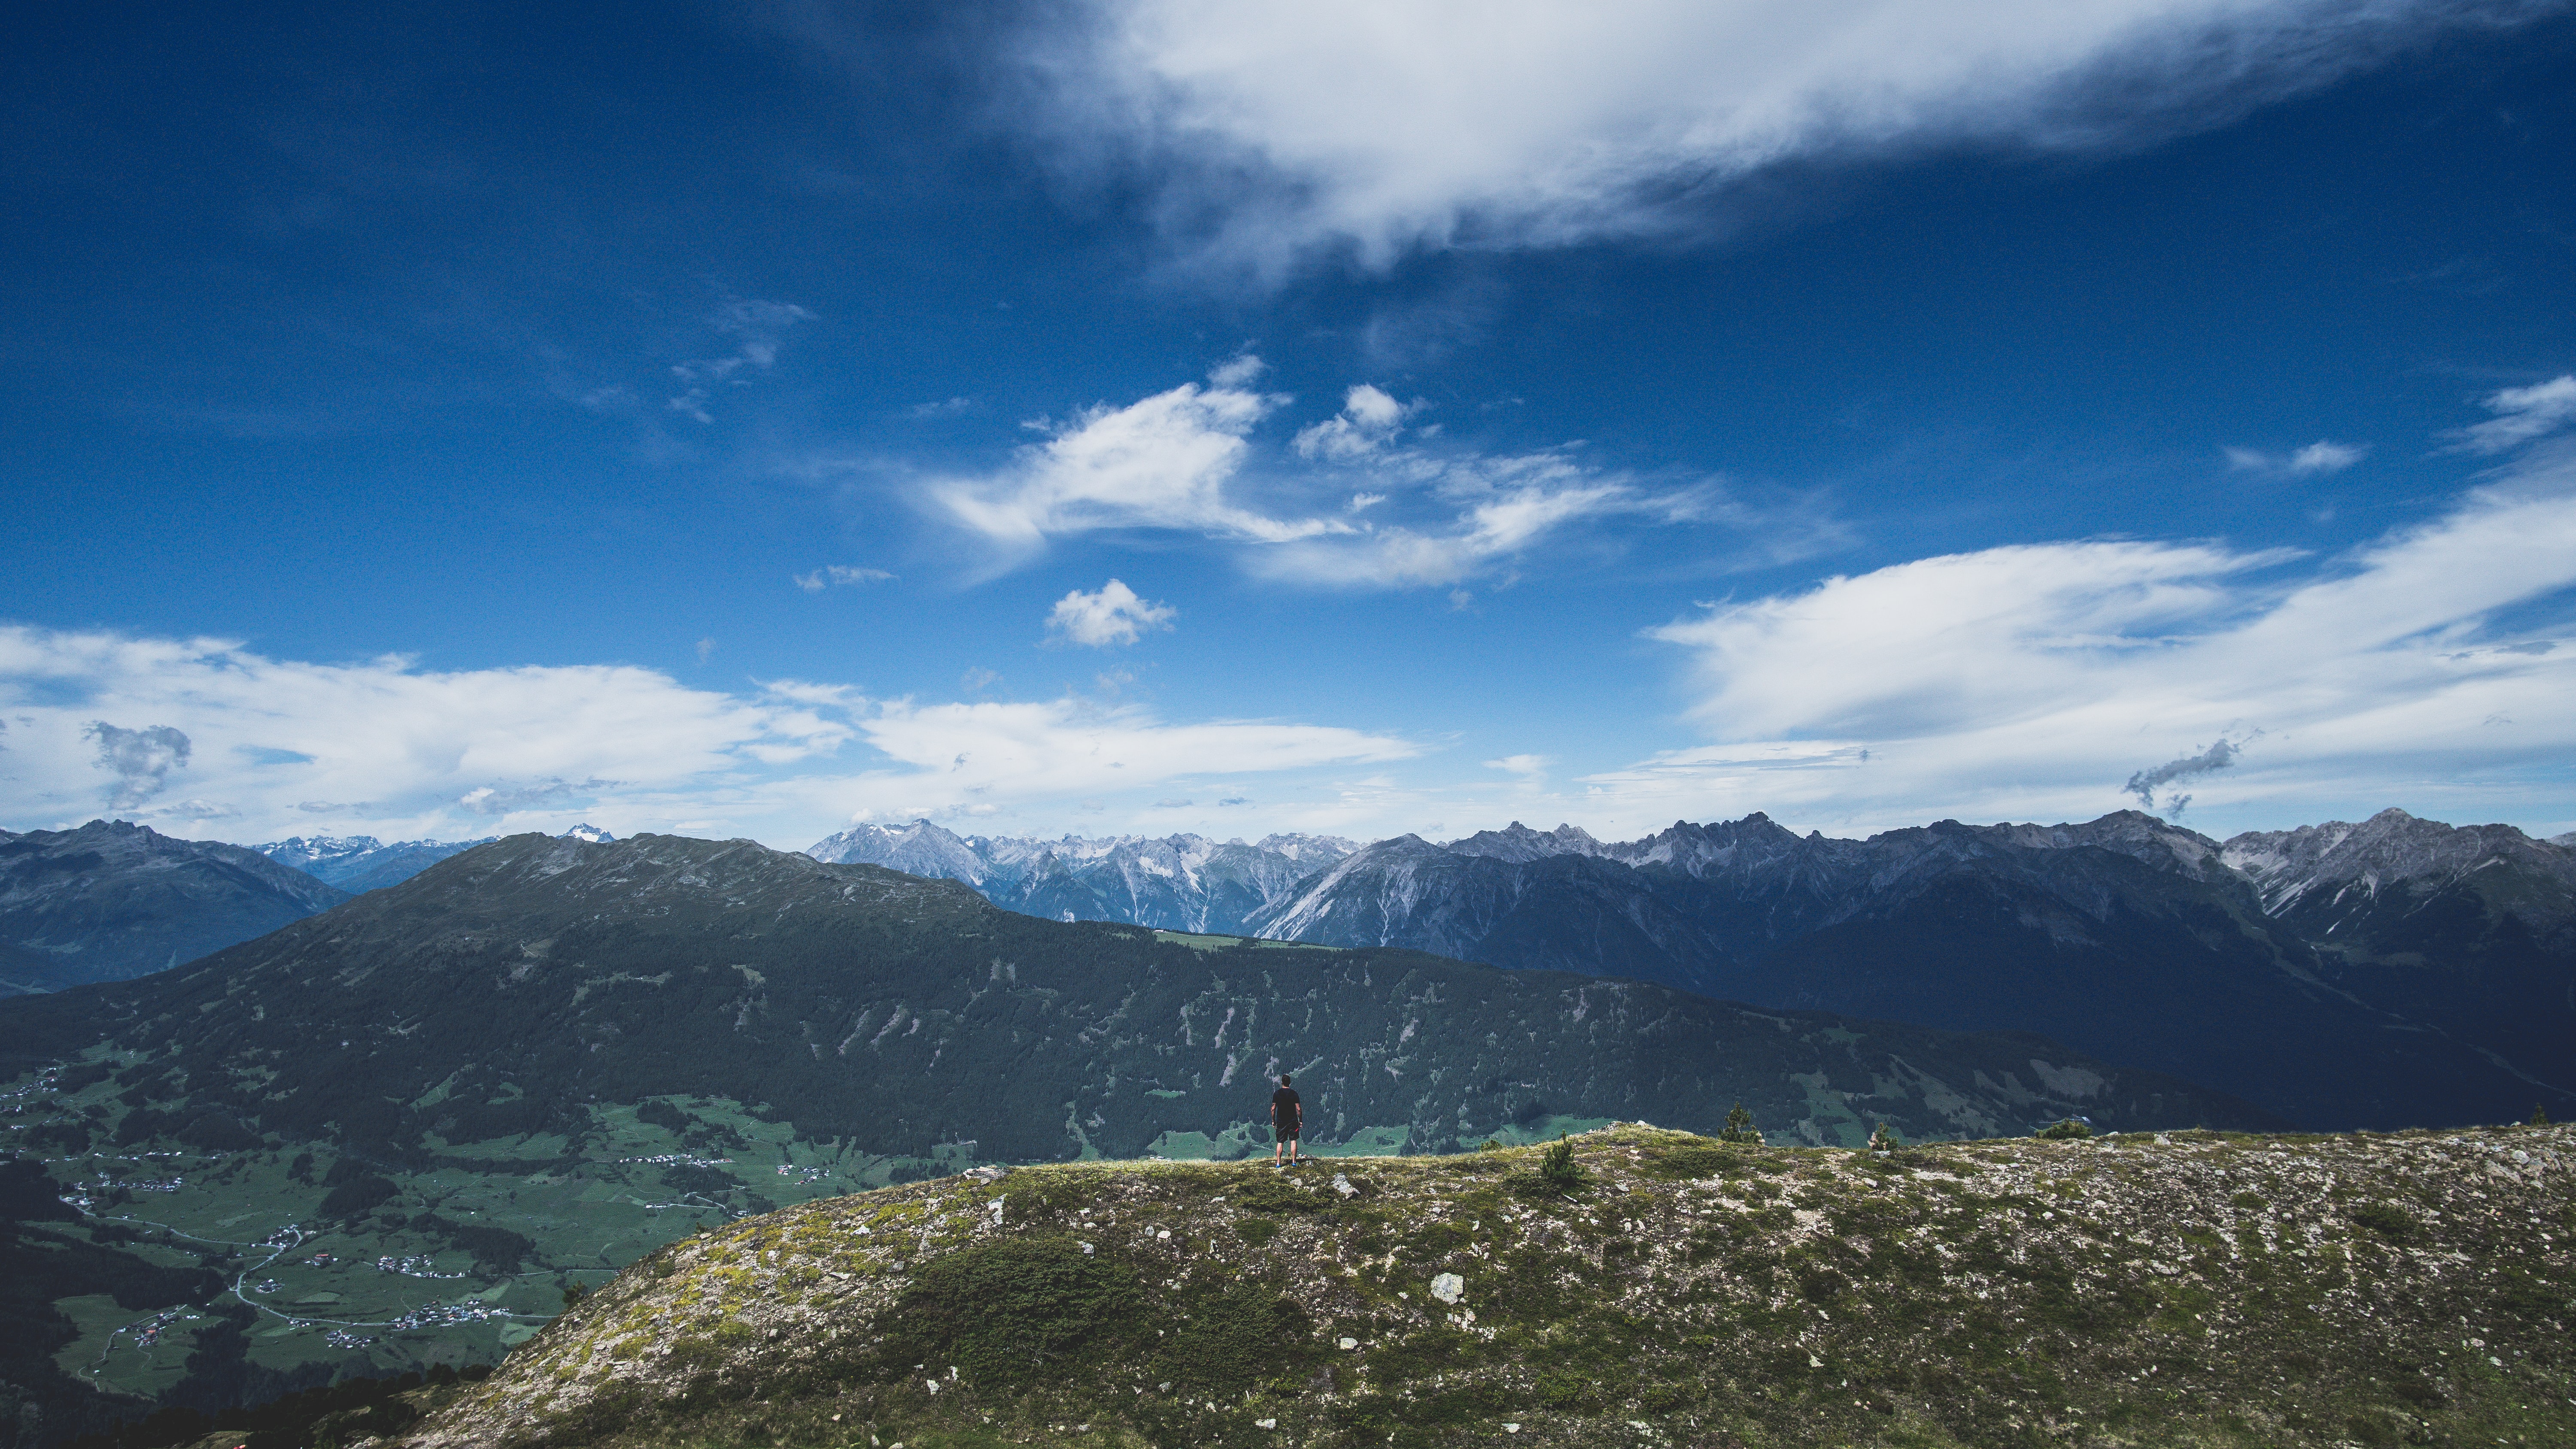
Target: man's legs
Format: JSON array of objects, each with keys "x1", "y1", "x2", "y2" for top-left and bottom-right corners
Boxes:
[{"x1": 1273, "y1": 1124, "x2": 1286, "y2": 1163}]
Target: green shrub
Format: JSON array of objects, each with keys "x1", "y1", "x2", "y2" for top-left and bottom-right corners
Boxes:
[
  {"x1": 1646, "y1": 1144, "x2": 1737, "y2": 1180},
  {"x1": 2035, "y1": 1118, "x2": 2093, "y2": 1140},
  {"x1": 1157, "y1": 1284, "x2": 1317, "y2": 1397},
  {"x1": 2391, "y1": 1379, "x2": 2446, "y2": 1408},
  {"x1": 883, "y1": 1236, "x2": 1148, "y2": 1386},
  {"x1": 1232, "y1": 1173, "x2": 1326, "y2": 1215},
  {"x1": 2348, "y1": 1201, "x2": 2415, "y2": 1242},
  {"x1": 1720, "y1": 1102, "x2": 1759, "y2": 1145},
  {"x1": 1533, "y1": 1369, "x2": 1595, "y2": 1409}
]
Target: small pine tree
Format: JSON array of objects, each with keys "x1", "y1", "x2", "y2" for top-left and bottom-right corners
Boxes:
[
  {"x1": 560, "y1": 1282, "x2": 589, "y2": 1310},
  {"x1": 1539, "y1": 1133, "x2": 1590, "y2": 1191},
  {"x1": 2533, "y1": 1103, "x2": 2554, "y2": 1127},
  {"x1": 2035, "y1": 1117, "x2": 2093, "y2": 1140},
  {"x1": 1868, "y1": 1122, "x2": 1902, "y2": 1152},
  {"x1": 1721, "y1": 1102, "x2": 1758, "y2": 1145}
]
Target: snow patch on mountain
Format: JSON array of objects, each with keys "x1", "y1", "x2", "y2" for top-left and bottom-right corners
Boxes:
[{"x1": 804, "y1": 820, "x2": 1358, "y2": 933}]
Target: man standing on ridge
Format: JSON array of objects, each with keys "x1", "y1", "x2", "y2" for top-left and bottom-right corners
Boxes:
[{"x1": 1271, "y1": 1073, "x2": 1303, "y2": 1166}]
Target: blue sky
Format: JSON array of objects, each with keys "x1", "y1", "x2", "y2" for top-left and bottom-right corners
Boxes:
[{"x1": 6, "y1": 0, "x2": 2575, "y2": 849}]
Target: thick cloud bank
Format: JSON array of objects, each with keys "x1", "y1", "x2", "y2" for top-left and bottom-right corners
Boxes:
[{"x1": 0, "y1": 631, "x2": 1413, "y2": 845}]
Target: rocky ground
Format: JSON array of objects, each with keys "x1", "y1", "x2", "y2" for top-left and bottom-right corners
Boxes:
[{"x1": 374, "y1": 1123, "x2": 2574, "y2": 1449}]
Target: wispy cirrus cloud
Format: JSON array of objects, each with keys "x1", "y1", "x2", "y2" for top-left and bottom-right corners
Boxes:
[
  {"x1": 2446, "y1": 374, "x2": 2576, "y2": 453},
  {"x1": 829, "y1": 696, "x2": 1413, "y2": 823},
  {"x1": 667, "y1": 298, "x2": 814, "y2": 424},
  {"x1": 2224, "y1": 440, "x2": 2367, "y2": 476},
  {"x1": 794, "y1": 565, "x2": 896, "y2": 591},
  {"x1": 1006, "y1": 0, "x2": 2564, "y2": 278}
]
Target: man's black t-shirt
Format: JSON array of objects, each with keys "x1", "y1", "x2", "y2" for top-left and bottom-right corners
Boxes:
[{"x1": 1271, "y1": 1086, "x2": 1302, "y2": 1137}]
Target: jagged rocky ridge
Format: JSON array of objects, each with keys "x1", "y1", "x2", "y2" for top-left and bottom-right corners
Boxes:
[
  {"x1": 1244, "y1": 810, "x2": 2576, "y2": 1131},
  {"x1": 388, "y1": 1123, "x2": 2576, "y2": 1449},
  {"x1": 0, "y1": 821, "x2": 347, "y2": 996},
  {"x1": 806, "y1": 820, "x2": 1355, "y2": 935}
]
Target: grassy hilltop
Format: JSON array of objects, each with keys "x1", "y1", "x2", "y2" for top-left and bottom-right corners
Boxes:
[{"x1": 377, "y1": 1123, "x2": 2576, "y2": 1449}]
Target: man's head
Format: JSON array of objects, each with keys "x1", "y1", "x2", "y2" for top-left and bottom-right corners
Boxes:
[{"x1": 1280, "y1": 1074, "x2": 1293, "y2": 1087}]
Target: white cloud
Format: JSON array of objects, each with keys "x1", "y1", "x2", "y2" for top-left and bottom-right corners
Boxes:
[
  {"x1": 708, "y1": 298, "x2": 815, "y2": 371},
  {"x1": 457, "y1": 778, "x2": 623, "y2": 816},
  {"x1": 815, "y1": 696, "x2": 1417, "y2": 825},
  {"x1": 1207, "y1": 353, "x2": 1267, "y2": 388},
  {"x1": 2289, "y1": 440, "x2": 2367, "y2": 475},
  {"x1": 923, "y1": 368, "x2": 1771, "y2": 588},
  {"x1": 1022, "y1": 0, "x2": 2548, "y2": 274},
  {"x1": 1484, "y1": 753, "x2": 1550, "y2": 779},
  {"x1": 2227, "y1": 440, "x2": 2367, "y2": 476},
  {"x1": 2448, "y1": 374, "x2": 2576, "y2": 454},
  {"x1": 927, "y1": 373, "x2": 1345, "y2": 558},
  {"x1": 794, "y1": 565, "x2": 898, "y2": 591},
  {"x1": 1613, "y1": 453, "x2": 2576, "y2": 832},
  {"x1": 0, "y1": 628, "x2": 848, "y2": 841},
  {"x1": 666, "y1": 298, "x2": 814, "y2": 421},
  {"x1": 0, "y1": 626, "x2": 1414, "y2": 848},
  {"x1": 1293, "y1": 384, "x2": 1413, "y2": 460},
  {"x1": 1046, "y1": 579, "x2": 1178, "y2": 646},
  {"x1": 81, "y1": 721, "x2": 192, "y2": 808},
  {"x1": 1251, "y1": 450, "x2": 1723, "y2": 587}
]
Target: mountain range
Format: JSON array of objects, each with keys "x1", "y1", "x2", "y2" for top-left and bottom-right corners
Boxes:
[
  {"x1": 805, "y1": 820, "x2": 1354, "y2": 935},
  {"x1": 806, "y1": 809, "x2": 2573, "y2": 1131},
  {"x1": 0, "y1": 825, "x2": 620, "y2": 996},
  {"x1": 0, "y1": 821, "x2": 349, "y2": 996},
  {"x1": 1244, "y1": 809, "x2": 2576, "y2": 1130},
  {"x1": 252, "y1": 835, "x2": 499, "y2": 893},
  {"x1": 252, "y1": 825, "x2": 611, "y2": 891},
  {"x1": 0, "y1": 831, "x2": 2245, "y2": 1166}
]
